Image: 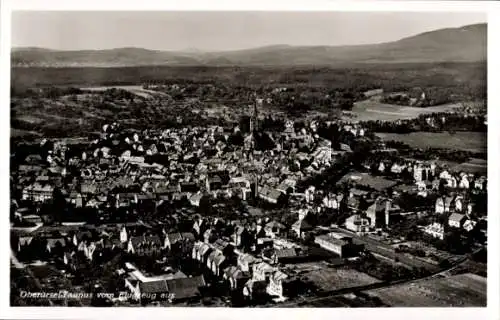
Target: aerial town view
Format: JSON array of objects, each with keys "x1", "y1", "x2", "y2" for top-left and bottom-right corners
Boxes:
[{"x1": 9, "y1": 11, "x2": 487, "y2": 308}]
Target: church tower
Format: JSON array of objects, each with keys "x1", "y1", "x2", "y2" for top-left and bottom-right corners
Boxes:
[{"x1": 250, "y1": 99, "x2": 260, "y2": 133}]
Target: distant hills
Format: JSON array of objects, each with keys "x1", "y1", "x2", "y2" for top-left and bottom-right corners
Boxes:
[{"x1": 11, "y1": 23, "x2": 486, "y2": 67}]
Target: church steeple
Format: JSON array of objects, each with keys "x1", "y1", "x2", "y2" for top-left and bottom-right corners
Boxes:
[
  {"x1": 251, "y1": 98, "x2": 260, "y2": 132},
  {"x1": 245, "y1": 97, "x2": 263, "y2": 152}
]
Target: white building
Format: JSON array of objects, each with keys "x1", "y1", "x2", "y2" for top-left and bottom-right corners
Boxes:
[
  {"x1": 423, "y1": 223, "x2": 445, "y2": 240},
  {"x1": 345, "y1": 215, "x2": 370, "y2": 234},
  {"x1": 448, "y1": 213, "x2": 466, "y2": 228}
]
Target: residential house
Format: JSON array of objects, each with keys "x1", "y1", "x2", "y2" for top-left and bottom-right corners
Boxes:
[
  {"x1": 267, "y1": 270, "x2": 295, "y2": 299},
  {"x1": 127, "y1": 235, "x2": 163, "y2": 255},
  {"x1": 390, "y1": 163, "x2": 406, "y2": 174},
  {"x1": 80, "y1": 182, "x2": 98, "y2": 196},
  {"x1": 423, "y1": 222, "x2": 445, "y2": 240},
  {"x1": 448, "y1": 213, "x2": 466, "y2": 229},
  {"x1": 229, "y1": 176, "x2": 251, "y2": 191},
  {"x1": 258, "y1": 185, "x2": 284, "y2": 205},
  {"x1": 207, "y1": 250, "x2": 228, "y2": 277},
  {"x1": 213, "y1": 239, "x2": 234, "y2": 258},
  {"x1": 243, "y1": 279, "x2": 268, "y2": 300},
  {"x1": 291, "y1": 218, "x2": 313, "y2": 239},
  {"x1": 22, "y1": 183, "x2": 54, "y2": 202},
  {"x1": 131, "y1": 266, "x2": 199, "y2": 303},
  {"x1": 474, "y1": 176, "x2": 487, "y2": 190},
  {"x1": 63, "y1": 251, "x2": 76, "y2": 267},
  {"x1": 67, "y1": 192, "x2": 83, "y2": 208},
  {"x1": 189, "y1": 192, "x2": 204, "y2": 207},
  {"x1": 264, "y1": 221, "x2": 286, "y2": 239},
  {"x1": 192, "y1": 218, "x2": 208, "y2": 239},
  {"x1": 276, "y1": 179, "x2": 297, "y2": 195},
  {"x1": 439, "y1": 170, "x2": 457, "y2": 188},
  {"x1": 252, "y1": 262, "x2": 275, "y2": 282},
  {"x1": 304, "y1": 186, "x2": 316, "y2": 203},
  {"x1": 314, "y1": 233, "x2": 364, "y2": 258},
  {"x1": 322, "y1": 193, "x2": 344, "y2": 210},
  {"x1": 164, "y1": 232, "x2": 195, "y2": 251},
  {"x1": 459, "y1": 174, "x2": 470, "y2": 189},
  {"x1": 192, "y1": 241, "x2": 213, "y2": 264},
  {"x1": 73, "y1": 232, "x2": 99, "y2": 261},
  {"x1": 435, "y1": 196, "x2": 455, "y2": 214},
  {"x1": 223, "y1": 266, "x2": 249, "y2": 290},
  {"x1": 413, "y1": 164, "x2": 431, "y2": 182},
  {"x1": 165, "y1": 276, "x2": 206, "y2": 303},
  {"x1": 203, "y1": 229, "x2": 218, "y2": 244},
  {"x1": 18, "y1": 164, "x2": 43, "y2": 174},
  {"x1": 232, "y1": 226, "x2": 251, "y2": 248},
  {"x1": 120, "y1": 226, "x2": 128, "y2": 243},
  {"x1": 138, "y1": 279, "x2": 169, "y2": 302},
  {"x1": 365, "y1": 199, "x2": 389, "y2": 228},
  {"x1": 71, "y1": 229, "x2": 94, "y2": 245},
  {"x1": 271, "y1": 248, "x2": 306, "y2": 264},
  {"x1": 95, "y1": 237, "x2": 123, "y2": 253},
  {"x1": 345, "y1": 215, "x2": 370, "y2": 234},
  {"x1": 463, "y1": 219, "x2": 477, "y2": 232},
  {"x1": 180, "y1": 182, "x2": 199, "y2": 194},
  {"x1": 455, "y1": 196, "x2": 465, "y2": 213},
  {"x1": 46, "y1": 237, "x2": 67, "y2": 255},
  {"x1": 237, "y1": 253, "x2": 261, "y2": 273},
  {"x1": 16, "y1": 236, "x2": 34, "y2": 253},
  {"x1": 378, "y1": 161, "x2": 386, "y2": 173},
  {"x1": 206, "y1": 176, "x2": 223, "y2": 192}
]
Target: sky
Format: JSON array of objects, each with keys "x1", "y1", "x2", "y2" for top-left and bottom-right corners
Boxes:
[{"x1": 11, "y1": 11, "x2": 487, "y2": 51}]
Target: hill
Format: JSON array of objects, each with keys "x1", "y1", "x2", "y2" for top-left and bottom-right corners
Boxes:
[{"x1": 11, "y1": 23, "x2": 486, "y2": 67}]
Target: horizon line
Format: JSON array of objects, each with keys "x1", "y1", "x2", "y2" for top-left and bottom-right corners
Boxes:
[{"x1": 11, "y1": 22, "x2": 486, "y2": 53}]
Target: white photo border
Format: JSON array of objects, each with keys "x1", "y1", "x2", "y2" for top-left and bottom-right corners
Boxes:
[{"x1": 1, "y1": 1, "x2": 498, "y2": 320}]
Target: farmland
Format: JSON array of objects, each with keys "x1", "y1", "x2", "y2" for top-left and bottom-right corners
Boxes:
[
  {"x1": 452, "y1": 158, "x2": 487, "y2": 174},
  {"x1": 348, "y1": 98, "x2": 461, "y2": 122},
  {"x1": 289, "y1": 262, "x2": 381, "y2": 292},
  {"x1": 80, "y1": 85, "x2": 168, "y2": 99},
  {"x1": 375, "y1": 131, "x2": 487, "y2": 153},
  {"x1": 363, "y1": 273, "x2": 487, "y2": 307}
]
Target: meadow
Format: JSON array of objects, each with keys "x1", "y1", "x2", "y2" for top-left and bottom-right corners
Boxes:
[
  {"x1": 376, "y1": 131, "x2": 486, "y2": 153},
  {"x1": 349, "y1": 99, "x2": 462, "y2": 122}
]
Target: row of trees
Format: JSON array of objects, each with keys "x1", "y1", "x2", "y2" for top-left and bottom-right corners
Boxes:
[{"x1": 361, "y1": 112, "x2": 487, "y2": 134}]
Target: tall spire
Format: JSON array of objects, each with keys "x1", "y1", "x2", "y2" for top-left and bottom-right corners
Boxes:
[{"x1": 253, "y1": 97, "x2": 263, "y2": 132}]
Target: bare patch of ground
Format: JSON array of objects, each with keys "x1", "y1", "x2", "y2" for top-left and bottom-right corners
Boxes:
[{"x1": 364, "y1": 273, "x2": 486, "y2": 307}]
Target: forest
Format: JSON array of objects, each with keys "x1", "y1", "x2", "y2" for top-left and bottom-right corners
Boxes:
[
  {"x1": 10, "y1": 62, "x2": 486, "y2": 140},
  {"x1": 12, "y1": 62, "x2": 485, "y2": 99}
]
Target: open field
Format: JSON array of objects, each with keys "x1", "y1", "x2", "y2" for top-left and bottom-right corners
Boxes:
[
  {"x1": 291, "y1": 263, "x2": 381, "y2": 292},
  {"x1": 80, "y1": 85, "x2": 168, "y2": 98},
  {"x1": 349, "y1": 99, "x2": 462, "y2": 122},
  {"x1": 337, "y1": 172, "x2": 398, "y2": 191},
  {"x1": 364, "y1": 273, "x2": 486, "y2": 307},
  {"x1": 452, "y1": 158, "x2": 487, "y2": 174},
  {"x1": 11, "y1": 128, "x2": 42, "y2": 138},
  {"x1": 376, "y1": 131, "x2": 486, "y2": 153}
]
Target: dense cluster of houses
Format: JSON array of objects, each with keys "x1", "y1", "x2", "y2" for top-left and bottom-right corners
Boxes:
[
  {"x1": 14, "y1": 118, "x2": 361, "y2": 216},
  {"x1": 10, "y1": 112, "x2": 488, "y2": 306}
]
